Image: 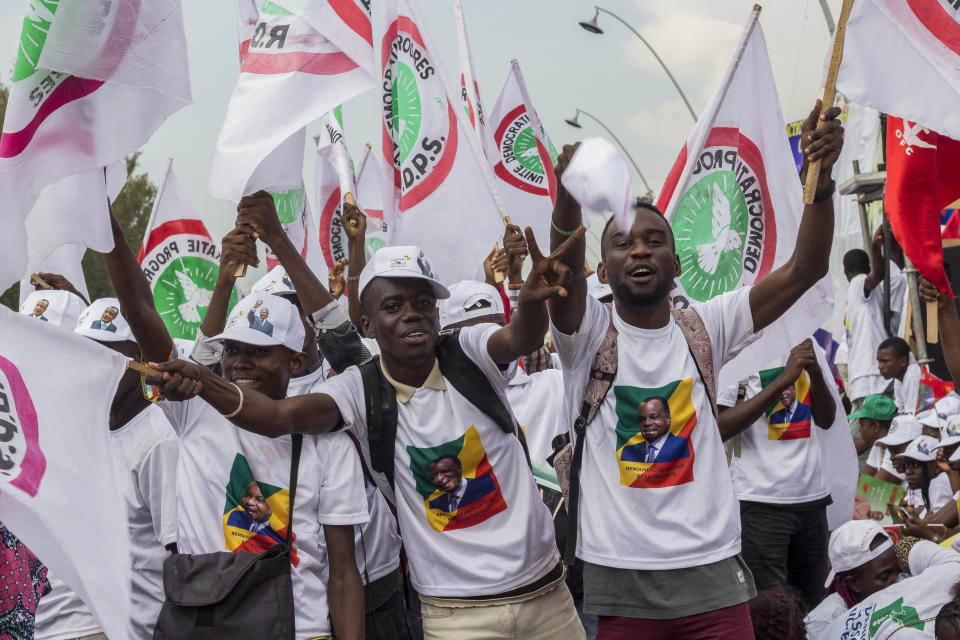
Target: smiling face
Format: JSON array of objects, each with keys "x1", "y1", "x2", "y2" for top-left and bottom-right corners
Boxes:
[
  {"x1": 429, "y1": 456, "x2": 462, "y2": 494},
  {"x1": 101, "y1": 307, "x2": 118, "y2": 324},
  {"x1": 360, "y1": 278, "x2": 439, "y2": 366},
  {"x1": 259, "y1": 308, "x2": 269, "y2": 320},
  {"x1": 33, "y1": 299, "x2": 48, "y2": 317},
  {"x1": 601, "y1": 208, "x2": 680, "y2": 309},
  {"x1": 639, "y1": 398, "x2": 671, "y2": 441},
  {"x1": 221, "y1": 340, "x2": 304, "y2": 400},
  {"x1": 780, "y1": 385, "x2": 796, "y2": 409},
  {"x1": 240, "y1": 481, "x2": 272, "y2": 523}
]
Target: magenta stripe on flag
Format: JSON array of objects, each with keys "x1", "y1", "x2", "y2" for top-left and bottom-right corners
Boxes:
[
  {"x1": 241, "y1": 50, "x2": 358, "y2": 76},
  {"x1": 0, "y1": 76, "x2": 105, "y2": 158}
]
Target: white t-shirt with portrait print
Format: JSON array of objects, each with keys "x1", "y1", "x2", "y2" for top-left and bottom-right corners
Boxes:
[
  {"x1": 550, "y1": 288, "x2": 759, "y2": 570},
  {"x1": 161, "y1": 399, "x2": 368, "y2": 640},
  {"x1": 35, "y1": 405, "x2": 179, "y2": 640},
  {"x1": 718, "y1": 372, "x2": 830, "y2": 505},
  {"x1": 317, "y1": 323, "x2": 559, "y2": 597}
]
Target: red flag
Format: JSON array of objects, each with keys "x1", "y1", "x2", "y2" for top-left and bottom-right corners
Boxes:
[
  {"x1": 916, "y1": 366, "x2": 955, "y2": 413},
  {"x1": 885, "y1": 117, "x2": 960, "y2": 295}
]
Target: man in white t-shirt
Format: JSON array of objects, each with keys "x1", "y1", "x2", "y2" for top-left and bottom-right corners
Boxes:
[
  {"x1": 33, "y1": 214, "x2": 180, "y2": 640},
  {"x1": 876, "y1": 337, "x2": 921, "y2": 415},
  {"x1": 821, "y1": 538, "x2": 960, "y2": 639},
  {"x1": 148, "y1": 195, "x2": 587, "y2": 640},
  {"x1": 540, "y1": 102, "x2": 844, "y2": 636},
  {"x1": 716, "y1": 339, "x2": 837, "y2": 610},
  {"x1": 187, "y1": 220, "x2": 409, "y2": 640},
  {"x1": 804, "y1": 520, "x2": 898, "y2": 639}
]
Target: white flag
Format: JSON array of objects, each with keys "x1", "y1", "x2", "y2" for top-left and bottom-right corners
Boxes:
[
  {"x1": 0, "y1": 0, "x2": 191, "y2": 290},
  {"x1": 210, "y1": 0, "x2": 376, "y2": 201},
  {"x1": 138, "y1": 160, "x2": 239, "y2": 341},
  {"x1": 654, "y1": 8, "x2": 833, "y2": 388},
  {"x1": 835, "y1": 0, "x2": 960, "y2": 139},
  {"x1": 355, "y1": 144, "x2": 390, "y2": 253},
  {"x1": 316, "y1": 107, "x2": 358, "y2": 271},
  {"x1": 0, "y1": 308, "x2": 130, "y2": 639},
  {"x1": 487, "y1": 60, "x2": 559, "y2": 243},
  {"x1": 453, "y1": 0, "x2": 486, "y2": 139},
  {"x1": 381, "y1": 0, "x2": 505, "y2": 283}
]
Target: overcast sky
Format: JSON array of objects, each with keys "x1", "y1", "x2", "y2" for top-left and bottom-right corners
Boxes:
[{"x1": 0, "y1": 0, "x2": 842, "y2": 255}]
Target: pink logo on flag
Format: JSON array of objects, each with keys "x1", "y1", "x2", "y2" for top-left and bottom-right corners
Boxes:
[{"x1": 0, "y1": 355, "x2": 46, "y2": 497}]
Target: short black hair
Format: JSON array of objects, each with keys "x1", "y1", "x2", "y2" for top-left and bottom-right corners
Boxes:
[
  {"x1": 430, "y1": 454, "x2": 461, "y2": 468},
  {"x1": 878, "y1": 337, "x2": 911, "y2": 359},
  {"x1": 641, "y1": 396, "x2": 671, "y2": 418},
  {"x1": 843, "y1": 249, "x2": 870, "y2": 275},
  {"x1": 599, "y1": 203, "x2": 673, "y2": 261}
]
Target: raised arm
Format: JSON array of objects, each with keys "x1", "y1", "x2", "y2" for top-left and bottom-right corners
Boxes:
[
  {"x1": 920, "y1": 276, "x2": 960, "y2": 386},
  {"x1": 103, "y1": 209, "x2": 174, "y2": 362},
  {"x1": 749, "y1": 102, "x2": 844, "y2": 332},
  {"x1": 806, "y1": 340, "x2": 837, "y2": 429},
  {"x1": 236, "y1": 191, "x2": 337, "y2": 317},
  {"x1": 863, "y1": 226, "x2": 886, "y2": 295},
  {"x1": 547, "y1": 143, "x2": 588, "y2": 335},
  {"x1": 717, "y1": 342, "x2": 816, "y2": 440},
  {"x1": 198, "y1": 228, "x2": 258, "y2": 340},
  {"x1": 32, "y1": 272, "x2": 88, "y2": 305},
  {"x1": 147, "y1": 359, "x2": 343, "y2": 437},
  {"x1": 342, "y1": 202, "x2": 367, "y2": 331},
  {"x1": 487, "y1": 227, "x2": 585, "y2": 365}
]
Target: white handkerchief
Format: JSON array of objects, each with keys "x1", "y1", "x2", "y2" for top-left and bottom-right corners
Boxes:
[{"x1": 560, "y1": 137, "x2": 636, "y2": 233}]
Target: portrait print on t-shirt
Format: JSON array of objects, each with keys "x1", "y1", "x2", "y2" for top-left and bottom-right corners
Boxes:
[
  {"x1": 407, "y1": 426, "x2": 507, "y2": 532},
  {"x1": 222, "y1": 453, "x2": 299, "y2": 566},
  {"x1": 759, "y1": 368, "x2": 812, "y2": 440},
  {"x1": 615, "y1": 378, "x2": 696, "y2": 488}
]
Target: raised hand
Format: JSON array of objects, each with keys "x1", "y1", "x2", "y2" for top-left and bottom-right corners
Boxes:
[
  {"x1": 236, "y1": 190, "x2": 285, "y2": 249},
  {"x1": 328, "y1": 258, "x2": 347, "y2": 299},
  {"x1": 33, "y1": 272, "x2": 88, "y2": 304},
  {"x1": 342, "y1": 201, "x2": 367, "y2": 242},
  {"x1": 220, "y1": 227, "x2": 259, "y2": 275},
  {"x1": 782, "y1": 339, "x2": 817, "y2": 382},
  {"x1": 502, "y1": 224, "x2": 527, "y2": 283},
  {"x1": 554, "y1": 142, "x2": 581, "y2": 184},
  {"x1": 483, "y1": 246, "x2": 508, "y2": 288},
  {"x1": 919, "y1": 275, "x2": 948, "y2": 311},
  {"x1": 801, "y1": 100, "x2": 844, "y2": 179},
  {"x1": 520, "y1": 226, "x2": 587, "y2": 304},
  {"x1": 145, "y1": 359, "x2": 206, "y2": 402}
]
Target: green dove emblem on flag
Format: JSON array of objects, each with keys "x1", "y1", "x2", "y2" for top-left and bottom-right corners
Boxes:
[
  {"x1": 868, "y1": 597, "x2": 923, "y2": 637},
  {"x1": 13, "y1": 0, "x2": 60, "y2": 82},
  {"x1": 494, "y1": 105, "x2": 559, "y2": 197},
  {"x1": 671, "y1": 128, "x2": 776, "y2": 303}
]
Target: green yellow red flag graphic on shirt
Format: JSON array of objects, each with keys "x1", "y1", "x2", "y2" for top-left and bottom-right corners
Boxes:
[
  {"x1": 614, "y1": 379, "x2": 696, "y2": 488},
  {"x1": 407, "y1": 425, "x2": 506, "y2": 532},
  {"x1": 758, "y1": 368, "x2": 812, "y2": 440},
  {"x1": 222, "y1": 453, "x2": 299, "y2": 566}
]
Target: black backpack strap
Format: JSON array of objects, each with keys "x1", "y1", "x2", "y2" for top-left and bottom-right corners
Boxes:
[
  {"x1": 564, "y1": 304, "x2": 618, "y2": 566},
  {"x1": 358, "y1": 356, "x2": 399, "y2": 489},
  {"x1": 436, "y1": 329, "x2": 532, "y2": 465},
  {"x1": 285, "y1": 434, "x2": 303, "y2": 550}
]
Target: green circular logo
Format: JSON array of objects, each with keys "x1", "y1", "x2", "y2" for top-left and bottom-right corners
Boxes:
[
  {"x1": 366, "y1": 237, "x2": 386, "y2": 253},
  {"x1": 153, "y1": 256, "x2": 238, "y2": 340},
  {"x1": 513, "y1": 127, "x2": 546, "y2": 175},
  {"x1": 672, "y1": 171, "x2": 748, "y2": 302},
  {"x1": 390, "y1": 62, "x2": 421, "y2": 165},
  {"x1": 270, "y1": 187, "x2": 305, "y2": 225}
]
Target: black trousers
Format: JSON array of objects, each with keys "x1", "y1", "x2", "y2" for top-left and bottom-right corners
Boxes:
[{"x1": 739, "y1": 500, "x2": 829, "y2": 611}]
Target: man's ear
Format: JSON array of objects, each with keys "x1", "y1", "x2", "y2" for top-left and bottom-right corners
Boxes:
[
  {"x1": 842, "y1": 572, "x2": 862, "y2": 597},
  {"x1": 597, "y1": 262, "x2": 609, "y2": 284},
  {"x1": 674, "y1": 253, "x2": 682, "y2": 277},
  {"x1": 288, "y1": 351, "x2": 307, "y2": 376},
  {"x1": 360, "y1": 313, "x2": 376, "y2": 339}
]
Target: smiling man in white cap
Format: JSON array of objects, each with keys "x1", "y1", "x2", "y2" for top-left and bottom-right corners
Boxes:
[
  {"x1": 804, "y1": 520, "x2": 897, "y2": 639},
  {"x1": 149, "y1": 223, "x2": 589, "y2": 639}
]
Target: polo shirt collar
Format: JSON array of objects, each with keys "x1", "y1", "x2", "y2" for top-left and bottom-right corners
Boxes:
[{"x1": 380, "y1": 357, "x2": 446, "y2": 403}]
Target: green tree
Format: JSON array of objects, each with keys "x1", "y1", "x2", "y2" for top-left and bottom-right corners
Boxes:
[{"x1": 0, "y1": 79, "x2": 158, "y2": 310}]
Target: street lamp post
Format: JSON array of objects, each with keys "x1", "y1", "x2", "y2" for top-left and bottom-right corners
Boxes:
[
  {"x1": 579, "y1": 6, "x2": 698, "y2": 122},
  {"x1": 565, "y1": 108, "x2": 653, "y2": 199}
]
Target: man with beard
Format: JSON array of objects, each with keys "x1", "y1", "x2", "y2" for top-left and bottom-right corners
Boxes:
[{"x1": 541, "y1": 100, "x2": 844, "y2": 637}]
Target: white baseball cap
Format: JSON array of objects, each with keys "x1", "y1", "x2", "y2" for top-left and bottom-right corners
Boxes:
[
  {"x1": 251, "y1": 265, "x2": 297, "y2": 298},
  {"x1": 173, "y1": 338, "x2": 195, "y2": 361},
  {"x1": 876, "y1": 414, "x2": 923, "y2": 446},
  {"x1": 439, "y1": 280, "x2": 505, "y2": 328},
  {"x1": 824, "y1": 520, "x2": 893, "y2": 588},
  {"x1": 896, "y1": 435, "x2": 939, "y2": 462},
  {"x1": 74, "y1": 298, "x2": 134, "y2": 343},
  {"x1": 357, "y1": 245, "x2": 449, "y2": 301},
  {"x1": 20, "y1": 289, "x2": 86, "y2": 331},
  {"x1": 586, "y1": 273, "x2": 613, "y2": 301},
  {"x1": 937, "y1": 394, "x2": 960, "y2": 416},
  {"x1": 207, "y1": 293, "x2": 305, "y2": 353}
]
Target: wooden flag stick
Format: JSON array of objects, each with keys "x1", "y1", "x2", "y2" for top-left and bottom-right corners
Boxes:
[
  {"x1": 128, "y1": 360, "x2": 163, "y2": 377},
  {"x1": 29, "y1": 273, "x2": 51, "y2": 289},
  {"x1": 928, "y1": 300, "x2": 940, "y2": 344},
  {"x1": 802, "y1": 0, "x2": 856, "y2": 204}
]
